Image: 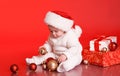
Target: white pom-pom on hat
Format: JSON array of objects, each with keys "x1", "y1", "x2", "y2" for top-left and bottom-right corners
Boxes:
[{"x1": 73, "y1": 25, "x2": 82, "y2": 38}]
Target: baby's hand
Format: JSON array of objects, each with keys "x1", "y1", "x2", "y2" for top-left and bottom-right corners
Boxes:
[
  {"x1": 58, "y1": 54, "x2": 67, "y2": 63},
  {"x1": 39, "y1": 47, "x2": 47, "y2": 55}
]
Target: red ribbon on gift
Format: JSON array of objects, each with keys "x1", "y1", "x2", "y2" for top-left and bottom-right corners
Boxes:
[
  {"x1": 94, "y1": 36, "x2": 112, "y2": 51},
  {"x1": 94, "y1": 36, "x2": 106, "y2": 51}
]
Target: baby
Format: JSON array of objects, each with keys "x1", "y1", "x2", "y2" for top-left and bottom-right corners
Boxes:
[{"x1": 26, "y1": 11, "x2": 83, "y2": 72}]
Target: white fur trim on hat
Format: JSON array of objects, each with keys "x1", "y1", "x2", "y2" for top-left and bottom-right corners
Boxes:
[{"x1": 44, "y1": 11, "x2": 74, "y2": 31}]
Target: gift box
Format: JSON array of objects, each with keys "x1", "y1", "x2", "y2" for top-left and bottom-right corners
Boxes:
[
  {"x1": 89, "y1": 36, "x2": 117, "y2": 51},
  {"x1": 82, "y1": 47, "x2": 120, "y2": 67}
]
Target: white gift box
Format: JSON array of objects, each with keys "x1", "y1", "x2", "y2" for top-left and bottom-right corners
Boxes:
[
  {"x1": 89, "y1": 36, "x2": 117, "y2": 51},
  {"x1": 106, "y1": 36, "x2": 117, "y2": 42}
]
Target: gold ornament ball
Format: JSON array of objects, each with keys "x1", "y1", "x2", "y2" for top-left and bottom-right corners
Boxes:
[
  {"x1": 46, "y1": 59, "x2": 58, "y2": 71},
  {"x1": 42, "y1": 64, "x2": 47, "y2": 70},
  {"x1": 101, "y1": 47, "x2": 108, "y2": 52},
  {"x1": 83, "y1": 60, "x2": 89, "y2": 65},
  {"x1": 40, "y1": 48, "x2": 47, "y2": 55}
]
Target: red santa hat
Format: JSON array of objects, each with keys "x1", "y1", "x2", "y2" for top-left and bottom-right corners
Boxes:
[{"x1": 44, "y1": 11, "x2": 74, "y2": 32}]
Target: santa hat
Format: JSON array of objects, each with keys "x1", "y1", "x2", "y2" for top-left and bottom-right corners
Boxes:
[{"x1": 44, "y1": 11, "x2": 74, "y2": 32}]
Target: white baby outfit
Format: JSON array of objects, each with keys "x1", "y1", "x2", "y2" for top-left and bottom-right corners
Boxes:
[{"x1": 26, "y1": 11, "x2": 83, "y2": 72}]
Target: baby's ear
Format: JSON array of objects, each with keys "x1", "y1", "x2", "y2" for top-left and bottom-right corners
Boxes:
[{"x1": 74, "y1": 25, "x2": 82, "y2": 38}]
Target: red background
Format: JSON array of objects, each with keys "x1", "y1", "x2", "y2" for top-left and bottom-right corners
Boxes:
[{"x1": 0, "y1": 0, "x2": 120, "y2": 75}]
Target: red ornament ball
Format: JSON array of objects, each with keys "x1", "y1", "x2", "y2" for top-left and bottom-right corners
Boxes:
[
  {"x1": 109, "y1": 42, "x2": 118, "y2": 51},
  {"x1": 29, "y1": 63, "x2": 37, "y2": 71},
  {"x1": 10, "y1": 64, "x2": 19, "y2": 73}
]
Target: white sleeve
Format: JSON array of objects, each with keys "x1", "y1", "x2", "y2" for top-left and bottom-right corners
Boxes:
[
  {"x1": 63, "y1": 34, "x2": 82, "y2": 59},
  {"x1": 39, "y1": 38, "x2": 52, "y2": 53}
]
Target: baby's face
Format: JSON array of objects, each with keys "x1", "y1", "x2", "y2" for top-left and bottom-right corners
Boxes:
[{"x1": 48, "y1": 25, "x2": 65, "y2": 38}]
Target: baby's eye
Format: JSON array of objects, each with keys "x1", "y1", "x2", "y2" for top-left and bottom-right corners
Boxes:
[
  {"x1": 54, "y1": 31, "x2": 58, "y2": 33},
  {"x1": 50, "y1": 31, "x2": 53, "y2": 33}
]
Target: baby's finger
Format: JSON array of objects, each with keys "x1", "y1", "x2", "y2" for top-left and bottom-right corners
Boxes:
[{"x1": 57, "y1": 58, "x2": 61, "y2": 63}]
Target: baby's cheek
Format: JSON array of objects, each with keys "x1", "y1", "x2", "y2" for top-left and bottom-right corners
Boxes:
[
  {"x1": 57, "y1": 33, "x2": 63, "y2": 37},
  {"x1": 50, "y1": 34, "x2": 54, "y2": 37}
]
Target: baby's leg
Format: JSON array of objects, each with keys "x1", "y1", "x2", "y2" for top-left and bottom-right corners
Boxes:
[
  {"x1": 57, "y1": 56, "x2": 82, "y2": 72},
  {"x1": 26, "y1": 53, "x2": 56, "y2": 65}
]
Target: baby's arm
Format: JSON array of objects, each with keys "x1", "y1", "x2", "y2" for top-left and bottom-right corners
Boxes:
[
  {"x1": 63, "y1": 36, "x2": 82, "y2": 59},
  {"x1": 38, "y1": 40, "x2": 52, "y2": 55}
]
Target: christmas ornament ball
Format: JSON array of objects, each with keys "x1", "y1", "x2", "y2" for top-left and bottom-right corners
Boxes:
[
  {"x1": 83, "y1": 60, "x2": 89, "y2": 64},
  {"x1": 47, "y1": 59, "x2": 58, "y2": 71},
  {"x1": 40, "y1": 48, "x2": 47, "y2": 55},
  {"x1": 10, "y1": 64, "x2": 19, "y2": 73},
  {"x1": 101, "y1": 47, "x2": 108, "y2": 52},
  {"x1": 42, "y1": 64, "x2": 47, "y2": 70},
  {"x1": 109, "y1": 42, "x2": 118, "y2": 51},
  {"x1": 46, "y1": 57, "x2": 54, "y2": 63},
  {"x1": 29, "y1": 63, "x2": 37, "y2": 71}
]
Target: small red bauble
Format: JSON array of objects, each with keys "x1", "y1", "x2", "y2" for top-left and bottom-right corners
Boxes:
[
  {"x1": 29, "y1": 63, "x2": 37, "y2": 71},
  {"x1": 109, "y1": 42, "x2": 118, "y2": 51},
  {"x1": 10, "y1": 64, "x2": 19, "y2": 73}
]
